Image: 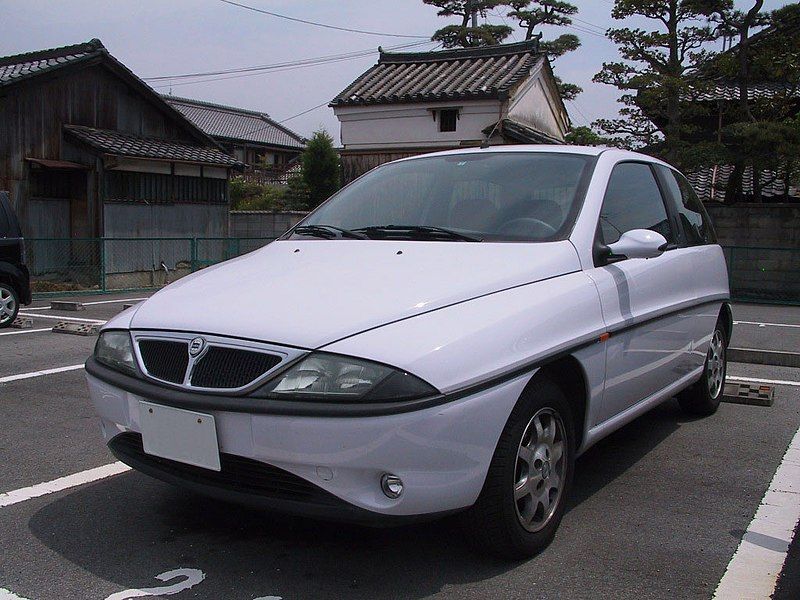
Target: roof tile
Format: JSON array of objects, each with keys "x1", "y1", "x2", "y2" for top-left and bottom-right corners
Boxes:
[
  {"x1": 164, "y1": 96, "x2": 305, "y2": 150},
  {"x1": 64, "y1": 125, "x2": 242, "y2": 167},
  {"x1": 0, "y1": 39, "x2": 104, "y2": 86},
  {"x1": 330, "y1": 40, "x2": 544, "y2": 107}
]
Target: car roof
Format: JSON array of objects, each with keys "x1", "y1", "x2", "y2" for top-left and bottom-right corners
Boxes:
[{"x1": 392, "y1": 144, "x2": 670, "y2": 167}]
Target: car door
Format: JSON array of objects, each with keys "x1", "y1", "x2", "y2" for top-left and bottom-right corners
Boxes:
[
  {"x1": 585, "y1": 161, "x2": 698, "y2": 425},
  {"x1": 656, "y1": 165, "x2": 729, "y2": 372}
]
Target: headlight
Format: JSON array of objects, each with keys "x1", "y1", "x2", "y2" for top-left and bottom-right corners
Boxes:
[
  {"x1": 252, "y1": 353, "x2": 438, "y2": 402},
  {"x1": 94, "y1": 330, "x2": 137, "y2": 376}
]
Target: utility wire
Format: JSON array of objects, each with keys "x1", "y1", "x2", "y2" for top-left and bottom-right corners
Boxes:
[
  {"x1": 218, "y1": 0, "x2": 429, "y2": 39},
  {"x1": 148, "y1": 41, "x2": 434, "y2": 88}
]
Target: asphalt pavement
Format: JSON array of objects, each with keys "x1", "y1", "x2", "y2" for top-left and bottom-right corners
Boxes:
[{"x1": 0, "y1": 293, "x2": 798, "y2": 599}]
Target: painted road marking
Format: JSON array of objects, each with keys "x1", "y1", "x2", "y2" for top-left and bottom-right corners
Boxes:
[
  {"x1": 734, "y1": 320, "x2": 800, "y2": 329},
  {"x1": 17, "y1": 313, "x2": 106, "y2": 324},
  {"x1": 25, "y1": 297, "x2": 147, "y2": 311},
  {"x1": 0, "y1": 328, "x2": 52, "y2": 337},
  {"x1": 0, "y1": 364, "x2": 84, "y2": 384},
  {"x1": 0, "y1": 589, "x2": 31, "y2": 600},
  {"x1": 105, "y1": 569, "x2": 205, "y2": 600},
  {"x1": 714, "y1": 425, "x2": 800, "y2": 599},
  {"x1": 0, "y1": 462, "x2": 130, "y2": 508},
  {"x1": 728, "y1": 376, "x2": 800, "y2": 388}
]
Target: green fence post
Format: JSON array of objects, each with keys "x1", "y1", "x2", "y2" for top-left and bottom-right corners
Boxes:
[
  {"x1": 191, "y1": 238, "x2": 197, "y2": 272},
  {"x1": 99, "y1": 238, "x2": 106, "y2": 293}
]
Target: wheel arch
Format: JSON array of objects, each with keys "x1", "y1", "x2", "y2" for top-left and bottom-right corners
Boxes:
[{"x1": 528, "y1": 355, "x2": 589, "y2": 451}]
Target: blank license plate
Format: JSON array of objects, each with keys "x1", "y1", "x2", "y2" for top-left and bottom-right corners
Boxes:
[{"x1": 139, "y1": 401, "x2": 221, "y2": 471}]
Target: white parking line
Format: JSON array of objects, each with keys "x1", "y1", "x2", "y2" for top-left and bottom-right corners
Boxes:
[
  {"x1": 0, "y1": 462, "x2": 130, "y2": 508},
  {"x1": 17, "y1": 313, "x2": 106, "y2": 324},
  {"x1": 0, "y1": 364, "x2": 84, "y2": 384},
  {"x1": 728, "y1": 376, "x2": 800, "y2": 388},
  {"x1": 0, "y1": 328, "x2": 52, "y2": 337},
  {"x1": 734, "y1": 320, "x2": 800, "y2": 329},
  {"x1": 0, "y1": 587, "x2": 31, "y2": 599},
  {"x1": 714, "y1": 425, "x2": 800, "y2": 599}
]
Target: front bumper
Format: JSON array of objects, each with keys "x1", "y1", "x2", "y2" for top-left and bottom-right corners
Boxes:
[{"x1": 86, "y1": 358, "x2": 531, "y2": 521}]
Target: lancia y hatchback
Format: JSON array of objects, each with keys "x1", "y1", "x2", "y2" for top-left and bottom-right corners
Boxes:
[{"x1": 86, "y1": 146, "x2": 730, "y2": 558}]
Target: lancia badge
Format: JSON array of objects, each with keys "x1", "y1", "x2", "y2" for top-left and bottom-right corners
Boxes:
[{"x1": 188, "y1": 337, "x2": 206, "y2": 357}]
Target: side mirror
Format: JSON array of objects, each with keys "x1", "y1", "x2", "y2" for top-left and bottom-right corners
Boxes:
[{"x1": 606, "y1": 229, "x2": 667, "y2": 260}]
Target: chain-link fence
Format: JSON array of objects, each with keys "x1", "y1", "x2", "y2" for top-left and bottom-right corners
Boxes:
[
  {"x1": 26, "y1": 237, "x2": 275, "y2": 295},
  {"x1": 723, "y1": 246, "x2": 800, "y2": 305},
  {"x1": 24, "y1": 239, "x2": 800, "y2": 304}
]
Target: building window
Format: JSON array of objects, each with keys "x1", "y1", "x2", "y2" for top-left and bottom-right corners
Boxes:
[{"x1": 439, "y1": 109, "x2": 459, "y2": 132}]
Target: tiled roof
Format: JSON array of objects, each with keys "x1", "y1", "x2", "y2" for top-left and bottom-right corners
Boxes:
[
  {"x1": 164, "y1": 96, "x2": 305, "y2": 150},
  {"x1": 330, "y1": 40, "x2": 544, "y2": 107},
  {"x1": 0, "y1": 39, "x2": 105, "y2": 87},
  {"x1": 64, "y1": 125, "x2": 242, "y2": 167},
  {"x1": 688, "y1": 164, "x2": 800, "y2": 201},
  {"x1": 689, "y1": 80, "x2": 800, "y2": 102},
  {"x1": 486, "y1": 118, "x2": 563, "y2": 145}
]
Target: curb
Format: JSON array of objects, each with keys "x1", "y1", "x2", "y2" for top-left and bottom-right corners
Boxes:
[{"x1": 728, "y1": 347, "x2": 800, "y2": 369}]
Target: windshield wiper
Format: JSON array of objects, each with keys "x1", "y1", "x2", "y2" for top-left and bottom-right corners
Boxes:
[
  {"x1": 292, "y1": 225, "x2": 367, "y2": 240},
  {"x1": 353, "y1": 225, "x2": 482, "y2": 242}
]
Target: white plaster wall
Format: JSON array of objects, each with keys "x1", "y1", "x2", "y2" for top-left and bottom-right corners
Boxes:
[
  {"x1": 507, "y1": 71, "x2": 568, "y2": 141},
  {"x1": 335, "y1": 100, "x2": 503, "y2": 150}
]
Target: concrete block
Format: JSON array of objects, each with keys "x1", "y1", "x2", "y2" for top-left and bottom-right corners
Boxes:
[
  {"x1": 722, "y1": 382, "x2": 774, "y2": 407},
  {"x1": 52, "y1": 321, "x2": 100, "y2": 336},
  {"x1": 11, "y1": 317, "x2": 33, "y2": 329},
  {"x1": 50, "y1": 301, "x2": 85, "y2": 311},
  {"x1": 728, "y1": 347, "x2": 800, "y2": 368}
]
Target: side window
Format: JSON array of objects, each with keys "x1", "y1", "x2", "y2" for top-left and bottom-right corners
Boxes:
[
  {"x1": 661, "y1": 168, "x2": 716, "y2": 246},
  {"x1": 599, "y1": 163, "x2": 675, "y2": 245}
]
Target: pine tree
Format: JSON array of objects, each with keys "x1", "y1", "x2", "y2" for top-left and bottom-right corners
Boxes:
[
  {"x1": 424, "y1": 0, "x2": 514, "y2": 47},
  {"x1": 302, "y1": 130, "x2": 340, "y2": 209},
  {"x1": 593, "y1": 0, "x2": 721, "y2": 161}
]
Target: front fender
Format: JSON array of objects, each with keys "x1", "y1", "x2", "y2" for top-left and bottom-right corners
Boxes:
[{"x1": 321, "y1": 271, "x2": 607, "y2": 394}]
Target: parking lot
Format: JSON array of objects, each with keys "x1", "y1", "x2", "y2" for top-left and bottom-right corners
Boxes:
[{"x1": 1, "y1": 293, "x2": 799, "y2": 600}]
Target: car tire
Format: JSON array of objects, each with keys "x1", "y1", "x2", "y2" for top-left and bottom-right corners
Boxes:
[
  {"x1": 0, "y1": 283, "x2": 20, "y2": 328},
  {"x1": 462, "y1": 375, "x2": 575, "y2": 560},
  {"x1": 678, "y1": 320, "x2": 728, "y2": 417}
]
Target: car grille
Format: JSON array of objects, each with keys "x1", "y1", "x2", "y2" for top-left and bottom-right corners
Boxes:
[
  {"x1": 136, "y1": 336, "x2": 282, "y2": 391},
  {"x1": 109, "y1": 432, "x2": 343, "y2": 507},
  {"x1": 190, "y1": 346, "x2": 281, "y2": 389},
  {"x1": 138, "y1": 339, "x2": 189, "y2": 384}
]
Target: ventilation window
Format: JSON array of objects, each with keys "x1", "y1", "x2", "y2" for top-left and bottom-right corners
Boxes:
[{"x1": 439, "y1": 109, "x2": 459, "y2": 132}]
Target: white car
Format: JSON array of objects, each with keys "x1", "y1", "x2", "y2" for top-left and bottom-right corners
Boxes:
[{"x1": 86, "y1": 146, "x2": 730, "y2": 558}]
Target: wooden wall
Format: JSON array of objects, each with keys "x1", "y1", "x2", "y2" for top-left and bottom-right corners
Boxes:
[{"x1": 0, "y1": 60, "x2": 206, "y2": 235}]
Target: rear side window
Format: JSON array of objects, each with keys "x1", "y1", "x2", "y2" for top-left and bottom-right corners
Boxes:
[
  {"x1": 599, "y1": 162, "x2": 675, "y2": 245},
  {"x1": 660, "y1": 167, "x2": 716, "y2": 245}
]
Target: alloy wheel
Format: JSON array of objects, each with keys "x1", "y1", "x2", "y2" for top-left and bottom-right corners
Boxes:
[
  {"x1": 707, "y1": 330, "x2": 725, "y2": 399},
  {"x1": 513, "y1": 407, "x2": 567, "y2": 533},
  {"x1": 0, "y1": 287, "x2": 16, "y2": 325}
]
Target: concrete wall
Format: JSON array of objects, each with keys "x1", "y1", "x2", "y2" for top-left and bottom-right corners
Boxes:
[
  {"x1": 229, "y1": 210, "x2": 306, "y2": 239},
  {"x1": 705, "y1": 203, "x2": 800, "y2": 302}
]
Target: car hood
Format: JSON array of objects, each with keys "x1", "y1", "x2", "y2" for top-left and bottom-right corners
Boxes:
[{"x1": 129, "y1": 240, "x2": 581, "y2": 349}]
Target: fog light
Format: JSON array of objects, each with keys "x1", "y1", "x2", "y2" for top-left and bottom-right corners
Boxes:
[{"x1": 380, "y1": 473, "x2": 403, "y2": 499}]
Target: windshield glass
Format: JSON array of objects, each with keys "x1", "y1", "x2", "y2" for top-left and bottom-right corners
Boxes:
[{"x1": 293, "y1": 152, "x2": 594, "y2": 242}]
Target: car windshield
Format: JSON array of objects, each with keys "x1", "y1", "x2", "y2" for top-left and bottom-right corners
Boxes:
[{"x1": 292, "y1": 152, "x2": 594, "y2": 242}]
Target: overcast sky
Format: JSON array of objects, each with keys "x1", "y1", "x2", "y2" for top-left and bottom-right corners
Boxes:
[{"x1": 0, "y1": 0, "x2": 791, "y2": 144}]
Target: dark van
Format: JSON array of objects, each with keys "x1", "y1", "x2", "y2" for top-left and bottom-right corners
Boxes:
[{"x1": 0, "y1": 191, "x2": 31, "y2": 327}]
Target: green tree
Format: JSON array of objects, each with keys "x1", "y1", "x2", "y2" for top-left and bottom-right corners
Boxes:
[
  {"x1": 302, "y1": 130, "x2": 340, "y2": 209},
  {"x1": 564, "y1": 125, "x2": 607, "y2": 146},
  {"x1": 593, "y1": 0, "x2": 721, "y2": 161},
  {"x1": 508, "y1": 1, "x2": 582, "y2": 99},
  {"x1": 424, "y1": 0, "x2": 514, "y2": 47}
]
